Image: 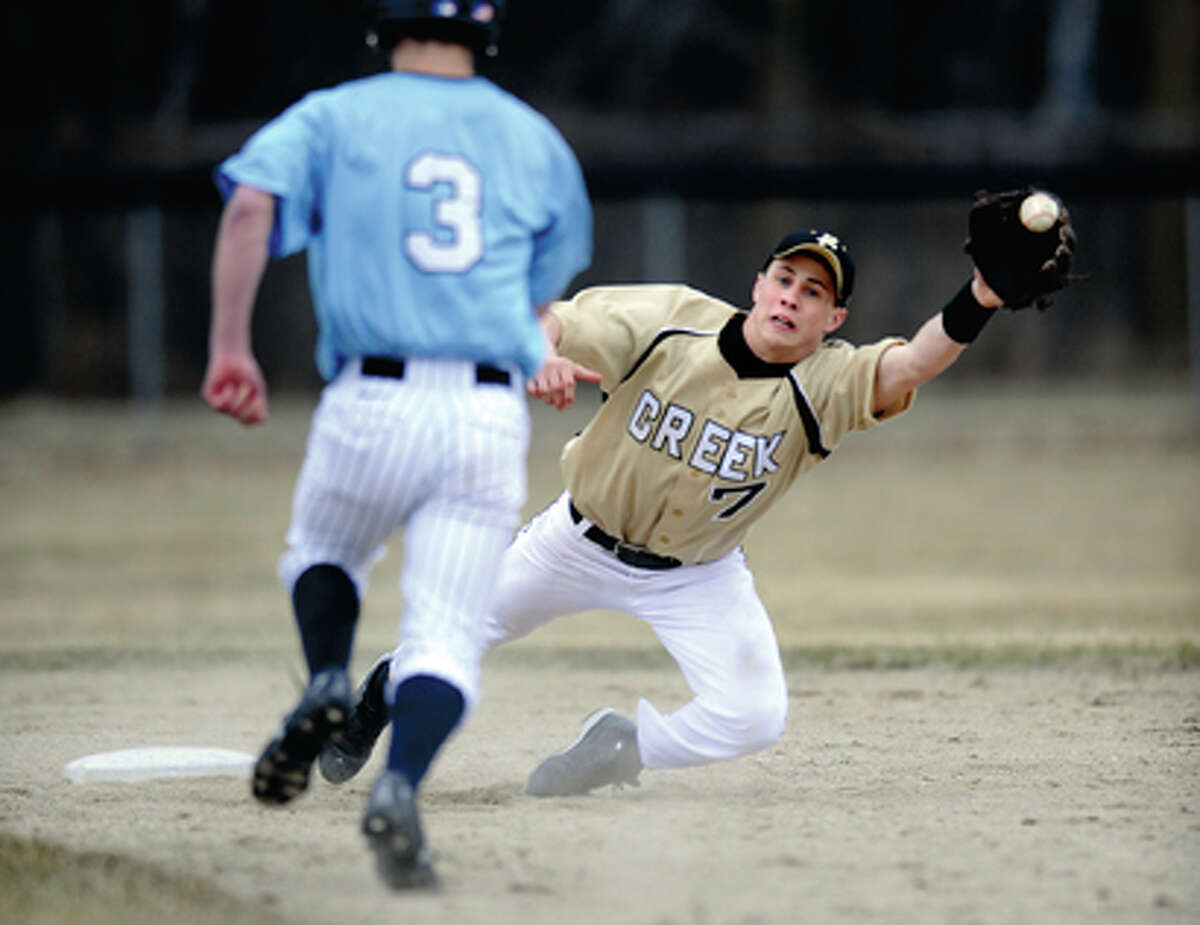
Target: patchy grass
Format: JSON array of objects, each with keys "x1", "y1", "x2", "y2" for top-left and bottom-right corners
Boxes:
[
  {"x1": 0, "y1": 833, "x2": 289, "y2": 925},
  {"x1": 1, "y1": 385, "x2": 1197, "y2": 665}
]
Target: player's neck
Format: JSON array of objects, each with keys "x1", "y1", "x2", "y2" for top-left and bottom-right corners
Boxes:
[{"x1": 390, "y1": 39, "x2": 475, "y2": 78}]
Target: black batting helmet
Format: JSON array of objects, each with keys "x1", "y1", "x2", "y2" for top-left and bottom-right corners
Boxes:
[{"x1": 366, "y1": 0, "x2": 504, "y2": 57}]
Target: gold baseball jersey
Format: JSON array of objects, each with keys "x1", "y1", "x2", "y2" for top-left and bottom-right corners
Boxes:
[{"x1": 553, "y1": 284, "x2": 915, "y2": 564}]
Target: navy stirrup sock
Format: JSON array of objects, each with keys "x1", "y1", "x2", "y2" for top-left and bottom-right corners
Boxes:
[
  {"x1": 387, "y1": 675, "x2": 465, "y2": 790},
  {"x1": 291, "y1": 564, "x2": 360, "y2": 676}
]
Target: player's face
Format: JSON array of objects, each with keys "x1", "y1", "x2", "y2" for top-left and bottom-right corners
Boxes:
[{"x1": 745, "y1": 255, "x2": 847, "y2": 364}]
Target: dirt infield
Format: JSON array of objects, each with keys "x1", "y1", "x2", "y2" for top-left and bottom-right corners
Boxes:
[
  {"x1": 1, "y1": 385, "x2": 1198, "y2": 923},
  {"x1": 2, "y1": 659, "x2": 1198, "y2": 924}
]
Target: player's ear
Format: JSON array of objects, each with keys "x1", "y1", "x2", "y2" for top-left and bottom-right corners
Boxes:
[
  {"x1": 824, "y1": 306, "x2": 848, "y2": 334},
  {"x1": 751, "y1": 272, "x2": 764, "y2": 303}
]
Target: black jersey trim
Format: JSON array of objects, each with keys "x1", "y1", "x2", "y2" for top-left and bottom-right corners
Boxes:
[
  {"x1": 617, "y1": 317, "x2": 830, "y2": 459},
  {"x1": 786, "y1": 371, "x2": 830, "y2": 458},
  {"x1": 618, "y1": 326, "x2": 716, "y2": 386},
  {"x1": 717, "y1": 313, "x2": 797, "y2": 378},
  {"x1": 720, "y1": 314, "x2": 830, "y2": 457}
]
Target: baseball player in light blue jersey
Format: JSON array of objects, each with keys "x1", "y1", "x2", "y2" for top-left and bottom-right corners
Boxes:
[{"x1": 202, "y1": 0, "x2": 591, "y2": 890}]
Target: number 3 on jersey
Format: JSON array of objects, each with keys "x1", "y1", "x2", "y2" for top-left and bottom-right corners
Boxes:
[{"x1": 404, "y1": 152, "x2": 483, "y2": 273}]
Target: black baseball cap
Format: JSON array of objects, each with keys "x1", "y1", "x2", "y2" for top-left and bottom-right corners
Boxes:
[{"x1": 762, "y1": 230, "x2": 856, "y2": 305}]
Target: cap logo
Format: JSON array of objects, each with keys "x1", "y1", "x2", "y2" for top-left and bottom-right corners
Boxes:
[{"x1": 764, "y1": 228, "x2": 854, "y2": 304}]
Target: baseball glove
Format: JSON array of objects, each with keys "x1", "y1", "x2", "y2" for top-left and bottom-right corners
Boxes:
[{"x1": 963, "y1": 187, "x2": 1077, "y2": 310}]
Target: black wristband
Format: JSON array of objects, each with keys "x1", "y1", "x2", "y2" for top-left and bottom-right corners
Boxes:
[{"x1": 940, "y1": 280, "x2": 996, "y2": 344}]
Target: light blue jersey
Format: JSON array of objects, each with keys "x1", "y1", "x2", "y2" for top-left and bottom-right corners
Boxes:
[{"x1": 217, "y1": 71, "x2": 592, "y2": 380}]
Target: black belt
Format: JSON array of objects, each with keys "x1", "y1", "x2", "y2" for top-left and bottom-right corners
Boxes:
[
  {"x1": 361, "y1": 356, "x2": 511, "y2": 386},
  {"x1": 568, "y1": 500, "x2": 682, "y2": 571}
]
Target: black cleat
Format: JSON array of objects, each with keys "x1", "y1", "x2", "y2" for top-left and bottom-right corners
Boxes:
[
  {"x1": 318, "y1": 656, "x2": 390, "y2": 785},
  {"x1": 252, "y1": 667, "x2": 351, "y2": 805},
  {"x1": 363, "y1": 771, "x2": 437, "y2": 890}
]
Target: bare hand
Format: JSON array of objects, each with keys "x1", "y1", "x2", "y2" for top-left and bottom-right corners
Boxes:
[
  {"x1": 201, "y1": 352, "x2": 269, "y2": 426},
  {"x1": 526, "y1": 356, "x2": 602, "y2": 410},
  {"x1": 971, "y1": 269, "x2": 1004, "y2": 309}
]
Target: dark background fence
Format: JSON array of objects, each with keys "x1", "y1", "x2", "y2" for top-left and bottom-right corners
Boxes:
[{"x1": 4, "y1": 0, "x2": 1198, "y2": 399}]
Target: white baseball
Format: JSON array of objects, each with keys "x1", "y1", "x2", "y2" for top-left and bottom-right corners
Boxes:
[{"x1": 1019, "y1": 192, "x2": 1060, "y2": 233}]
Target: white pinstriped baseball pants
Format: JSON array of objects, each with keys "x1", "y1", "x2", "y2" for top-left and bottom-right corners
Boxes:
[
  {"x1": 479, "y1": 492, "x2": 789, "y2": 770},
  {"x1": 278, "y1": 357, "x2": 528, "y2": 710}
]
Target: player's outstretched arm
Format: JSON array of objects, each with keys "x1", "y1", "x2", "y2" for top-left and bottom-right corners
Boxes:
[
  {"x1": 202, "y1": 184, "x2": 274, "y2": 426},
  {"x1": 526, "y1": 310, "x2": 602, "y2": 410},
  {"x1": 873, "y1": 271, "x2": 1002, "y2": 414},
  {"x1": 874, "y1": 185, "x2": 1078, "y2": 414}
]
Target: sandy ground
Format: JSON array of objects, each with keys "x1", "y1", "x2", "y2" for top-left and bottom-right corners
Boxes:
[
  {"x1": 2, "y1": 656, "x2": 1197, "y2": 925},
  {"x1": 2, "y1": 389, "x2": 1197, "y2": 922}
]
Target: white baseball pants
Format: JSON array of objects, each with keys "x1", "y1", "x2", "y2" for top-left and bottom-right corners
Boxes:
[
  {"x1": 480, "y1": 492, "x2": 788, "y2": 770},
  {"x1": 278, "y1": 357, "x2": 529, "y2": 710}
]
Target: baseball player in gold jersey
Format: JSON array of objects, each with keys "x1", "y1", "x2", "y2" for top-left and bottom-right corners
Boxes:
[{"x1": 318, "y1": 222, "x2": 1066, "y2": 796}]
